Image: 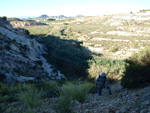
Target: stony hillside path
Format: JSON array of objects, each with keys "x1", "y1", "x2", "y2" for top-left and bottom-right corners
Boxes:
[
  {"x1": 43, "y1": 83, "x2": 150, "y2": 113},
  {"x1": 2, "y1": 83, "x2": 150, "y2": 113}
]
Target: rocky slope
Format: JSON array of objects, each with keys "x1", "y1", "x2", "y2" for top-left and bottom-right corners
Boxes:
[
  {"x1": 2, "y1": 83, "x2": 150, "y2": 113},
  {"x1": 0, "y1": 17, "x2": 64, "y2": 83}
]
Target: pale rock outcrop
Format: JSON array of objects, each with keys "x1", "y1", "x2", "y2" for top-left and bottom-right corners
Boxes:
[
  {"x1": 10, "y1": 21, "x2": 47, "y2": 27},
  {"x1": 0, "y1": 17, "x2": 64, "y2": 83}
]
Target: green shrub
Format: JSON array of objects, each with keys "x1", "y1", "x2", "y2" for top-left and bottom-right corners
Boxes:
[
  {"x1": 0, "y1": 83, "x2": 22, "y2": 102},
  {"x1": 63, "y1": 23, "x2": 69, "y2": 25},
  {"x1": 60, "y1": 82, "x2": 93, "y2": 103},
  {"x1": 35, "y1": 81, "x2": 59, "y2": 98},
  {"x1": 24, "y1": 29, "x2": 30, "y2": 35},
  {"x1": 18, "y1": 86, "x2": 44, "y2": 107},
  {"x1": 126, "y1": 46, "x2": 150, "y2": 66},
  {"x1": 121, "y1": 65, "x2": 150, "y2": 89},
  {"x1": 0, "y1": 94, "x2": 9, "y2": 103},
  {"x1": 88, "y1": 57, "x2": 126, "y2": 81},
  {"x1": 55, "y1": 81, "x2": 93, "y2": 113},
  {"x1": 109, "y1": 47, "x2": 119, "y2": 53},
  {"x1": 55, "y1": 96, "x2": 72, "y2": 113},
  {"x1": 0, "y1": 83, "x2": 9, "y2": 95},
  {"x1": 121, "y1": 47, "x2": 150, "y2": 89},
  {"x1": 2, "y1": 16, "x2": 7, "y2": 20},
  {"x1": 41, "y1": 35, "x2": 91, "y2": 77},
  {"x1": 47, "y1": 18, "x2": 55, "y2": 21}
]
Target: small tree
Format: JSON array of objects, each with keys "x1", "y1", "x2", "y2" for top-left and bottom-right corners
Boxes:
[{"x1": 130, "y1": 11, "x2": 133, "y2": 14}]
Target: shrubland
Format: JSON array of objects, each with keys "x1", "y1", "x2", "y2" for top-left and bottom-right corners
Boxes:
[
  {"x1": 1, "y1": 15, "x2": 150, "y2": 112},
  {"x1": 0, "y1": 80, "x2": 95, "y2": 113},
  {"x1": 88, "y1": 57, "x2": 127, "y2": 82},
  {"x1": 121, "y1": 47, "x2": 150, "y2": 89},
  {"x1": 41, "y1": 35, "x2": 91, "y2": 77}
]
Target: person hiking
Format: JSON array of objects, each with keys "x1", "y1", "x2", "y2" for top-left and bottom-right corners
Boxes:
[{"x1": 95, "y1": 71, "x2": 112, "y2": 96}]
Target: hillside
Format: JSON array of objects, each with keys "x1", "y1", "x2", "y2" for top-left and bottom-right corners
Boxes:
[
  {"x1": 27, "y1": 12, "x2": 150, "y2": 60},
  {"x1": 0, "y1": 17, "x2": 64, "y2": 83},
  {"x1": 0, "y1": 12, "x2": 150, "y2": 113},
  {"x1": 1, "y1": 83, "x2": 150, "y2": 112},
  {"x1": 20, "y1": 12, "x2": 150, "y2": 79},
  {"x1": 10, "y1": 21, "x2": 47, "y2": 27},
  {"x1": 67, "y1": 12, "x2": 150, "y2": 59}
]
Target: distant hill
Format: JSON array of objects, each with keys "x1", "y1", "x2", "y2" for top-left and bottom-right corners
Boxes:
[
  {"x1": 38, "y1": 14, "x2": 49, "y2": 19},
  {"x1": 49, "y1": 15, "x2": 73, "y2": 20},
  {"x1": 75, "y1": 15, "x2": 84, "y2": 18},
  {"x1": 17, "y1": 15, "x2": 83, "y2": 21}
]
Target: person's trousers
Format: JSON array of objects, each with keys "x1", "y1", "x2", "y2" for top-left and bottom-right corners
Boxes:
[{"x1": 97, "y1": 83, "x2": 112, "y2": 96}]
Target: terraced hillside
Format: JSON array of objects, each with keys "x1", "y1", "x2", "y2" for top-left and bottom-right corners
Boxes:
[
  {"x1": 21, "y1": 12, "x2": 150, "y2": 60},
  {"x1": 66, "y1": 13, "x2": 150, "y2": 59}
]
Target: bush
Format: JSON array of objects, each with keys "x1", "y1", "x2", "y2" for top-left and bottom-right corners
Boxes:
[
  {"x1": 41, "y1": 35, "x2": 91, "y2": 77},
  {"x1": 0, "y1": 94, "x2": 9, "y2": 103},
  {"x1": 88, "y1": 57, "x2": 126, "y2": 82},
  {"x1": 109, "y1": 47, "x2": 119, "y2": 53},
  {"x1": 24, "y1": 29, "x2": 30, "y2": 35},
  {"x1": 55, "y1": 81, "x2": 93, "y2": 113},
  {"x1": 2, "y1": 16, "x2": 7, "y2": 20},
  {"x1": 121, "y1": 47, "x2": 150, "y2": 89},
  {"x1": 63, "y1": 23, "x2": 69, "y2": 25},
  {"x1": 0, "y1": 83, "x2": 21, "y2": 102},
  {"x1": 18, "y1": 86, "x2": 44, "y2": 107},
  {"x1": 55, "y1": 96, "x2": 72, "y2": 113},
  {"x1": 60, "y1": 82, "x2": 93, "y2": 103},
  {"x1": 0, "y1": 83, "x2": 10, "y2": 95},
  {"x1": 126, "y1": 46, "x2": 150, "y2": 66},
  {"x1": 121, "y1": 65, "x2": 150, "y2": 89},
  {"x1": 35, "y1": 81, "x2": 59, "y2": 98},
  {"x1": 47, "y1": 18, "x2": 55, "y2": 21}
]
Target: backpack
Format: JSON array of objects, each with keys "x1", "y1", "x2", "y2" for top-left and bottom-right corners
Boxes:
[{"x1": 98, "y1": 72, "x2": 106, "y2": 85}]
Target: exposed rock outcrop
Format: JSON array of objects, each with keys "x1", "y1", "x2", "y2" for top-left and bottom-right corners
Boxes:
[
  {"x1": 10, "y1": 21, "x2": 47, "y2": 27},
  {"x1": 0, "y1": 17, "x2": 64, "y2": 83}
]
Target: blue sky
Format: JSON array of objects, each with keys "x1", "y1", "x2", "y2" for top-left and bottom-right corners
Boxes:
[{"x1": 0, "y1": 0, "x2": 150, "y2": 17}]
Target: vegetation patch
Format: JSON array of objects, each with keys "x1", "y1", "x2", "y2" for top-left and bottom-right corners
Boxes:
[
  {"x1": 17, "y1": 85, "x2": 44, "y2": 107},
  {"x1": 88, "y1": 57, "x2": 127, "y2": 82},
  {"x1": 7, "y1": 18, "x2": 22, "y2": 21},
  {"x1": 121, "y1": 47, "x2": 150, "y2": 89},
  {"x1": 109, "y1": 47, "x2": 119, "y2": 53},
  {"x1": 59, "y1": 81, "x2": 94, "y2": 103},
  {"x1": 55, "y1": 81, "x2": 94, "y2": 113},
  {"x1": 41, "y1": 35, "x2": 91, "y2": 77}
]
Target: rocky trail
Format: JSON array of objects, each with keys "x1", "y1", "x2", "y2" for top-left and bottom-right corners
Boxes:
[{"x1": 2, "y1": 83, "x2": 150, "y2": 113}]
